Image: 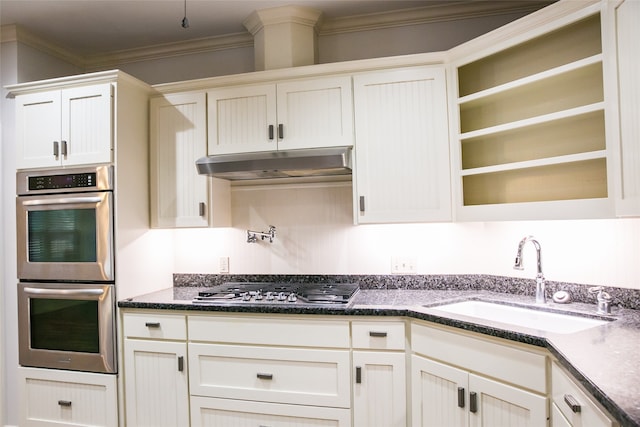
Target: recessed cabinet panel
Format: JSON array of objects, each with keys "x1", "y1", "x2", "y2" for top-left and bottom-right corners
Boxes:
[
  {"x1": 461, "y1": 111, "x2": 605, "y2": 169},
  {"x1": 458, "y1": 14, "x2": 602, "y2": 97},
  {"x1": 463, "y1": 159, "x2": 608, "y2": 205}
]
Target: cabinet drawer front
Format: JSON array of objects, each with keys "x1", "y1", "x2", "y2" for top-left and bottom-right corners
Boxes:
[
  {"x1": 189, "y1": 343, "x2": 351, "y2": 407},
  {"x1": 411, "y1": 322, "x2": 547, "y2": 393},
  {"x1": 352, "y1": 320, "x2": 406, "y2": 350},
  {"x1": 19, "y1": 367, "x2": 117, "y2": 427},
  {"x1": 552, "y1": 362, "x2": 616, "y2": 427},
  {"x1": 123, "y1": 312, "x2": 186, "y2": 340},
  {"x1": 189, "y1": 315, "x2": 350, "y2": 348},
  {"x1": 191, "y1": 396, "x2": 351, "y2": 427}
]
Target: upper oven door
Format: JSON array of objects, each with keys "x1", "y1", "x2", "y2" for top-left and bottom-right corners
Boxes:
[{"x1": 16, "y1": 191, "x2": 114, "y2": 282}]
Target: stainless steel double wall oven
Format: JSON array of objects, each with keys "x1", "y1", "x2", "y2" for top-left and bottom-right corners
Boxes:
[{"x1": 16, "y1": 165, "x2": 117, "y2": 373}]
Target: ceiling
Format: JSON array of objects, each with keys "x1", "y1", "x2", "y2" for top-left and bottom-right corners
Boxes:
[{"x1": 0, "y1": 0, "x2": 552, "y2": 58}]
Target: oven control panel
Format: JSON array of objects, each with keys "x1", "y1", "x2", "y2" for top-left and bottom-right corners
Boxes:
[{"x1": 29, "y1": 172, "x2": 96, "y2": 190}]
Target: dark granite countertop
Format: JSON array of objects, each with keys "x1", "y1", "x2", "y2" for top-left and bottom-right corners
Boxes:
[{"x1": 119, "y1": 282, "x2": 640, "y2": 427}]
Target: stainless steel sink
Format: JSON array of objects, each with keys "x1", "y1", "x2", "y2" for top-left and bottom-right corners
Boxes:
[{"x1": 429, "y1": 300, "x2": 611, "y2": 334}]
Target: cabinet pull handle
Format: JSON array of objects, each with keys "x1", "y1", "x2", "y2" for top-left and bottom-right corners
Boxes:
[
  {"x1": 145, "y1": 322, "x2": 160, "y2": 328},
  {"x1": 53, "y1": 141, "x2": 59, "y2": 158},
  {"x1": 199, "y1": 202, "x2": 206, "y2": 217},
  {"x1": 457, "y1": 387, "x2": 465, "y2": 408},
  {"x1": 369, "y1": 331, "x2": 387, "y2": 337},
  {"x1": 268, "y1": 125, "x2": 274, "y2": 140},
  {"x1": 278, "y1": 123, "x2": 284, "y2": 139},
  {"x1": 58, "y1": 400, "x2": 72, "y2": 407},
  {"x1": 61, "y1": 140, "x2": 68, "y2": 157},
  {"x1": 469, "y1": 391, "x2": 477, "y2": 413},
  {"x1": 178, "y1": 356, "x2": 184, "y2": 372},
  {"x1": 257, "y1": 372, "x2": 273, "y2": 380},
  {"x1": 564, "y1": 394, "x2": 581, "y2": 413},
  {"x1": 355, "y1": 366, "x2": 362, "y2": 384},
  {"x1": 359, "y1": 196, "x2": 365, "y2": 213}
]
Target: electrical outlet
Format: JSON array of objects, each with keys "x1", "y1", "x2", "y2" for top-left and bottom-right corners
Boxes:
[
  {"x1": 219, "y1": 256, "x2": 229, "y2": 274},
  {"x1": 391, "y1": 256, "x2": 416, "y2": 274}
]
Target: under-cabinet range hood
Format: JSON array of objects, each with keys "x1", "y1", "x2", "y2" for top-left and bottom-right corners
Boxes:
[{"x1": 196, "y1": 147, "x2": 352, "y2": 181}]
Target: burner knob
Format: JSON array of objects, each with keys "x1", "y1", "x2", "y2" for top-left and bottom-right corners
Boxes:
[
  {"x1": 287, "y1": 293, "x2": 298, "y2": 302},
  {"x1": 255, "y1": 290, "x2": 263, "y2": 300},
  {"x1": 241, "y1": 292, "x2": 251, "y2": 301},
  {"x1": 265, "y1": 292, "x2": 274, "y2": 301},
  {"x1": 277, "y1": 292, "x2": 287, "y2": 301}
]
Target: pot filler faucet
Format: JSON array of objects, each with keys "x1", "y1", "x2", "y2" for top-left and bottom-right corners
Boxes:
[{"x1": 513, "y1": 236, "x2": 546, "y2": 304}]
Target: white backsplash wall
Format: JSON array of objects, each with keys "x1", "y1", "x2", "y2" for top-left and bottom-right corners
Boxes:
[{"x1": 172, "y1": 182, "x2": 640, "y2": 290}]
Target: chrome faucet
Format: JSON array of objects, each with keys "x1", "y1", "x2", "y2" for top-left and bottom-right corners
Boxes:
[{"x1": 513, "y1": 236, "x2": 546, "y2": 304}]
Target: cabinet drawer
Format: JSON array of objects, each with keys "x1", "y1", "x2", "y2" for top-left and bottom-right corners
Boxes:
[
  {"x1": 411, "y1": 321, "x2": 547, "y2": 394},
  {"x1": 123, "y1": 312, "x2": 186, "y2": 340},
  {"x1": 191, "y1": 396, "x2": 351, "y2": 427},
  {"x1": 188, "y1": 315, "x2": 350, "y2": 348},
  {"x1": 19, "y1": 367, "x2": 117, "y2": 427},
  {"x1": 189, "y1": 343, "x2": 351, "y2": 408},
  {"x1": 352, "y1": 320, "x2": 406, "y2": 350},
  {"x1": 552, "y1": 362, "x2": 617, "y2": 427}
]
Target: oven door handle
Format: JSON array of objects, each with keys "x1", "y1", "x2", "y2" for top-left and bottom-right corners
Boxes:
[
  {"x1": 23, "y1": 287, "x2": 105, "y2": 297},
  {"x1": 21, "y1": 196, "x2": 103, "y2": 206}
]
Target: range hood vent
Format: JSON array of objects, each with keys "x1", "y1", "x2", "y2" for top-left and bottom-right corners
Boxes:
[{"x1": 196, "y1": 147, "x2": 352, "y2": 181}]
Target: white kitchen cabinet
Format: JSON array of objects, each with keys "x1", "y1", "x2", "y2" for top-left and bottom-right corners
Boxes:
[
  {"x1": 449, "y1": 2, "x2": 613, "y2": 221},
  {"x1": 150, "y1": 91, "x2": 230, "y2": 228},
  {"x1": 18, "y1": 366, "x2": 118, "y2": 427},
  {"x1": 352, "y1": 320, "x2": 407, "y2": 427},
  {"x1": 603, "y1": 0, "x2": 640, "y2": 217},
  {"x1": 123, "y1": 312, "x2": 189, "y2": 427},
  {"x1": 411, "y1": 321, "x2": 548, "y2": 427},
  {"x1": 187, "y1": 314, "x2": 352, "y2": 426},
  {"x1": 191, "y1": 396, "x2": 351, "y2": 427},
  {"x1": 412, "y1": 356, "x2": 547, "y2": 427},
  {"x1": 551, "y1": 362, "x2": 618, "y2": 427},
  {"x1": 15, "y1": 84, "x2": 113, "y2": 169},
  {"x1": 353, "y1": 66, "x2": 451, "y2": 223},
  {"x1": 207, "y1": 75, "x2": 353, "y2": 155}
]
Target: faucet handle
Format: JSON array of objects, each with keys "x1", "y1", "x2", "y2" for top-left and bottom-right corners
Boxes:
[{"x1": 589, "y1": 286, "x2": 612, "y2": 314}]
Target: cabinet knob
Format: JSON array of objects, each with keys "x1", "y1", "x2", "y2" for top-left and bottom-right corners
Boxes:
[
  {"x1": 58, "y1": 400, "x2": 72, "y2": 407},
  {"x1": 53, "y1": 141, "x2": 59, "y2": 158},
  {"x1": 61, "y1": 140, "x2": 68, "y2": 157},
  {"x1": 355, "y1": 366, "x2": 362, "y2": 384},
  {"x1": 278, "y1": 124, "x2": 284, "y2": 139},
  {"x1": 199, "y1": 202, "x2": 206, "y2": 217},
  {"x1": 178, "y1": 356, "x2": 184, "y2": 372},
  {"x1": 457, "y1": 387, "x2": 465, "y2": 408},
  {"x1": 469, "y1": 391, "x2": 478, "y2": 413},
  {"x1": 369, "y1": 331, "x2": 387, "y2": 338},
  {"x1": 145, "y1": 322, "x2": 161, "y2": 328},
  {"x1": 268, "y1": 125, "x2": 274, "y2": 140}
]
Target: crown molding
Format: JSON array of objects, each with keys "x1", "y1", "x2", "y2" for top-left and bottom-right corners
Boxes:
[
  {"x1": 1, "y1": 24, "x2": 85, "y2": 68},
  {"x1": 319, "y1": 1, "x2": 553, "y2": 35}
]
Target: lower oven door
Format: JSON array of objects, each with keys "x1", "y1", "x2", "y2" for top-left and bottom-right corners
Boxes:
[{"x1": 18, "y1": 282, "x2": 117, "y2": 374}]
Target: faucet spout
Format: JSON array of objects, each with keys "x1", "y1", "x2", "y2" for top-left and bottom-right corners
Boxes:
[{"x1": 513, "y1": 236, "x2": 546, "y2": 304}]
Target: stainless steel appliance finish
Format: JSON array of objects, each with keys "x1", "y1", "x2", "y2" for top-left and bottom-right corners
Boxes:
[
  {"x1": 16, "y1": 165, "x2": 115, "y2": 282},
  {"x1": 195, "y1": 147, "x2": 352, "y2": 180},
  {"x1": 18, "y1": 282, "x2": 117, "y2": 373},
  {"x1": 193, "y1": 282, "x2": 359, "y2": 307}
]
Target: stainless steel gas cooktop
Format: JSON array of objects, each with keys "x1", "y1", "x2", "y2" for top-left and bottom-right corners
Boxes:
[{"x1": 192, "y1": 282, "x2": 359, "y2": 308}]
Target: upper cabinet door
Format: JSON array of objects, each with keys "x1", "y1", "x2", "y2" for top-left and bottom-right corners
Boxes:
[
  {"x1": 207, "y1": 84, "x2": 277, "y2": 155},
  {"x1": 353, "y1": 66, "x2": 451, "y2": 224},
  {"x1": 61, "y1": 84, "x2": 113, "y2": 167},
  {"x1": 15, "y1": 84, "x2": 113, "y2": 169},
  {"x1": 15, "y1": 90, "x2": 62, "y2": 169},
  {"x1": 150, "y1": 92, "x2": 210, "y2": 228},
  {"x1": 605, "y1": 0, "x2": 640, "y2": 217},
  {"x1": 276, "y1": 76, "x2": 354, "y2": 151}
]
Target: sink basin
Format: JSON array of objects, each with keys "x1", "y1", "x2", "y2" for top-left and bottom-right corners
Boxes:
[{"x1": 430, "y1": 300, "x2": 610, "y2": 334}]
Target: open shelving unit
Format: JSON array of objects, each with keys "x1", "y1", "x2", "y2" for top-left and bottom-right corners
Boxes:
[{"x1": 452, "y1": 11, "x2": 613, "y2": 219}]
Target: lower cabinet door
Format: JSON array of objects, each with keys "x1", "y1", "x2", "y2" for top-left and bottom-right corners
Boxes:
[
  {"x1": 190, "y1": 396, "x2": 352, "y2": 427},
  {"x1": 411, "y1": 355, "x2": 468, "y2": 427},
  {"x1": 411, "y1": 355, "x2": 548, "y2": 427},
  {"x1": 469, "y1": 374, "x2": 548, "y2": 427},
  {"x1": 124, "y1": 339, "x2": 189, "y2": 427},
  {"x1": 18, "y1": 366, "x2": 118, "y2": 427},
  {"x1": 352, "y1": 351, "x2": 407, "y2": 427}
]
